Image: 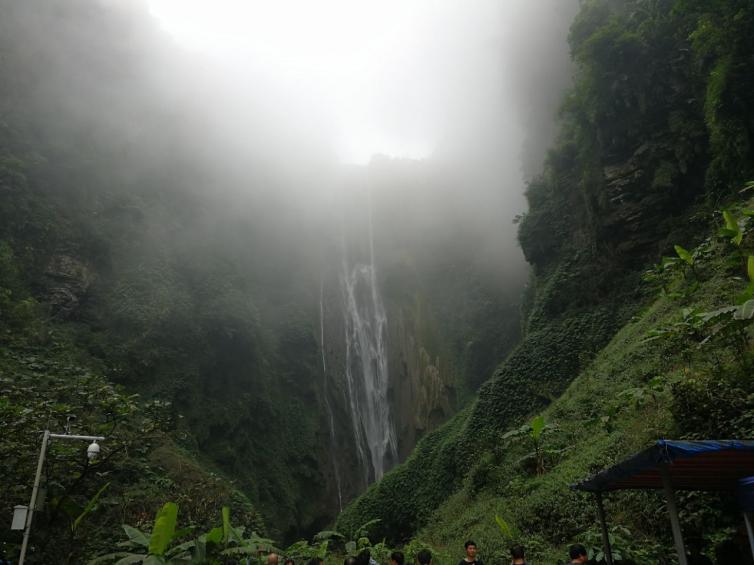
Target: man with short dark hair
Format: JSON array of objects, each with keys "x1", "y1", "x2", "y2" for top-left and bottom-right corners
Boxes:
[
  {"x1": 568, "y1": 544, "x2": 589, "y2": 564},
  {"x1": 417, "y1": 549, "x2": 432, "y2": 565},
  {"x1": 356, "y1": 550, "x2": 371, "y2": 565},
  {"x1": 390, "y1": 551, "x2": 405, "y2": 565},
  {"x1": 687, "y1": 538, "x2": 713, "y2": 565},
  {"x1": 510, "y1": 545, "x2": 527, "y2": 565},
  {"x1": 458, "y1": 541, "x2": 484, "y2": 565}
]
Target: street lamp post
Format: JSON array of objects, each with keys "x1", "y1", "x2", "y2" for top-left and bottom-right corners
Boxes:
[{"x1": 18, "y1": 431, "x2": 105, "y2": 565}]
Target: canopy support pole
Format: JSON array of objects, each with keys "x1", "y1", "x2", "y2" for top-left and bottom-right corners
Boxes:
[
  {"x1": 594, "y1": 492, "x2": 614, "y2": 565},
  {"x1": 744, "y1": 512, "x2": 754, "y2": 561},
  {"x1": 660, "y1": 465, "x2": 688, "y2": 565}
]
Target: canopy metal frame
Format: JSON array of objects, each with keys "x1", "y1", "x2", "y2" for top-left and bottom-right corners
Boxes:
[{"x1": 571, "y1": 440, "x2": 754, "y2": 565}]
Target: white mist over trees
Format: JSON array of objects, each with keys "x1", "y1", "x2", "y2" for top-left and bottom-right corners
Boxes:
[
  {"x1": 139, "y1": 0, "x2": 578, "y2": 279},
  {"x1": 2, "y1": 0, "x2": 577, "y2": 279},
  {"x1": 0, "y1": 0, "x2": 578, "y2": 540}
]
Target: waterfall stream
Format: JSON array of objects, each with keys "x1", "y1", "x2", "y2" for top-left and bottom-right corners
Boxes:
[{"x1": 341, "y1": 191, "x2": 397, "y2": 482}]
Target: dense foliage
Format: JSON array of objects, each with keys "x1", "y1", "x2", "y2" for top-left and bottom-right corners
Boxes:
[
  {"x1": 4, "y1": 0, "x2": 754, "y2": 562},
  {"x1": 0, "y1": 0, "x2": 522, "y2": 556},
  {"x1": 337, "y1": 0, "x2": 754, "y2": 562},
  {"x1": 0, "y1": 303, "x2": 265, "y2": 562}
]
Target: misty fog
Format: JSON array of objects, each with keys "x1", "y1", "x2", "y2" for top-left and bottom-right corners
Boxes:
[
  {"x1": 3, "y1": 0, "x2": 577, "y2": 285},
  {"x1": 0, "y1": 0, "x2": 584, "y2": 540}
]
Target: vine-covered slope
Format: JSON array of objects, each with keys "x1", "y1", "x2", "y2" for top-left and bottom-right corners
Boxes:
[{"x1": 336, "y1": 0, "x2": 754, "y2": 560}]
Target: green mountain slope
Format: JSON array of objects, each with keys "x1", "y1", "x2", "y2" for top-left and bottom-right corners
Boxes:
[
  {"x1": 336, "y1": 0, "x2": 754, "y2": 561},
  {"x1": 413, "y1": 218, "x2": 754, "y2": 562}
]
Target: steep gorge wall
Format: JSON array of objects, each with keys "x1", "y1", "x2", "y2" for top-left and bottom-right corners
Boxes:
[
  {"x1": 316, "y1": 166, "x2": 522, "y2": 516},
  {"x1": 336, "y1": 0, "x2": 754, "y2": 544},
  {"x1": 0, "y1": 1, "x2": 524, "y2": 543}
]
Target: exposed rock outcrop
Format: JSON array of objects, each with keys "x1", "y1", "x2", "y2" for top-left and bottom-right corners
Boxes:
[{"x1": 44, "y1": 254, "x2": 93, "y2": 317}]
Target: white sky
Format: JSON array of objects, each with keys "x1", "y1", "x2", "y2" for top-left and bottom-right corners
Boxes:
[{"x1": 145, "y1": 0, "x2": 509, "y2": 164}]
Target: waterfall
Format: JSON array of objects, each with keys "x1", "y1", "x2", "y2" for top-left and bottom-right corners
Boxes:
[
  {"x1": 320, "y1": 278, "x2": 343, "y2": 511},
  {"x1": 341, "y1": 189, "x2": 398, "y2": 482}
]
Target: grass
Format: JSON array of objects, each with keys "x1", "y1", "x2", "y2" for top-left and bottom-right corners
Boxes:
[{"x1": 409, "y1": 232, "x2": 754, "y2": 564}]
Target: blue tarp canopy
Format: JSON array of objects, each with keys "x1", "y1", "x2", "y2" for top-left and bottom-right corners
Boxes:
[{"x1": 572, "y1": 439, "x2": 754, "y2": 493}]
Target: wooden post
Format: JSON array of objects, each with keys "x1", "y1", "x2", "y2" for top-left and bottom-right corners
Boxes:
[
  {"x1": 660, "y1": 465, "x2": 688, "y2": 565},
  {"x1": 744, "y1": 512, "x2": 754, "y2": 561},
  {"x1": 595, "y1": 492, "x2": 614, "y2": 565}
]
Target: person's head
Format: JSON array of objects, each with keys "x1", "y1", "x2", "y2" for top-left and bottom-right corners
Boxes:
[
  {"x1": 356, "y1": 549, "x2": 371, "y2": 565},
  {"x1": 344, "y1": 557, "x2": 357, "y2": 565},
  {"x1": 268, "y1": 553, "x2": 280, "y2": 565},
  {"x1": 687, "y1": 537, "x2": 704, "y2": 557},
  {"x1": 510, "y1": 545, "x2": 526, "y2": 563},
  {"x1": 715, "y1": 539, "x2": 743, "y2": 564},
  {"x1": 464, "y1": 541, "x2": 477, "y2": 560},
  {"x1": 306, "y1": 558, "x2": 323, "y2": 565},
  {"x1": 284, "y1": 559, "x2": 295, "y2": 565},
  {"x1": 417, "y1": 549, "x2": 432, "y2": 565},
  {"x1": 390, "y1": 551, "x2": 405, "y2": 565},
  {"x1": 568, "y1": 545, "x2": 588, "y2": 563}
]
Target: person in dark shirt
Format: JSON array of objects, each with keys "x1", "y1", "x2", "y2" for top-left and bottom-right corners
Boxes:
[
  {"x1": 356, "y1": 550, "x2": 371, "y2": 565},
  {"x1": 510, "y1": 545, "x2": 527, "y2": 565},
  {"x1": 458, "y1": 540, "x2": 484, "y2": 565},
  {"x1": 714, "y1": 540, "x2": 745, "y2": 565},
  {"x1": 687, "y1": 538, "x2": 712, "y2": 565},
  {"x1": 568, "y1": 545, "x2": 589, "y2": 564}
]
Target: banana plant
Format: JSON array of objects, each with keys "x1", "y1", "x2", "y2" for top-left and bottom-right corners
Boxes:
[
  {"x1": 737, "y1": 256, "x2": 754, "y2": 303},
  {"x1": 674, "y1": 244, "x2": 694, "y2": 267},
  {"x1": 501, "y1": 414, "x2": 553, "y2": 475},
  {"x1": 494, "y1": 514, "x2": 513, "y2": 540},
  {"x1": 720, "y1": 209, "x2": 746, "y2": 246},
  {"x1": 88, "y1": 502, "x2": 195, "y2": 564},
  {"x1": 91, "y1": 503, "x2": 280, "y2": 564}
]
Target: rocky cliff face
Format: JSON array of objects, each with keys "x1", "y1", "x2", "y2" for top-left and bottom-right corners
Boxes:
[
  {"x1": 44, "y1": 254, "x2": 94, "y2": 317},
  {"x1": 389, "y1": 309, "x2": 455, "y2": 461},
  {"x1": 317, "y1": 268, "x2": 495, "y2": 509},
  {"x1": 313, "y1": 163, "x2": 522, "y2": 517}
]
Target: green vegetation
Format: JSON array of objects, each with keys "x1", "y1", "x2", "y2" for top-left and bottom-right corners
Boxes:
[
  {"x1": 338, "y1": 0, "x2": 754, "y2": 562},
  {"x1": 90, "y1": 510, "x2": 448, "y2": 565},
  {"x1": 459, "y1": 200, "x2": 754, "y2": 562},
  {"x1": 90, "y1": 502, "x2": 275, "y2": 564},
  {"x1": 0, "y1": 1, "x2": 522, "y2": 556},
  {"x1": 340, "y1": 196, "x2": 754, "y2": 563},
  {"x1": 0, "y1": 316, "x2": 265, "y2": 562},
  {"x1": 4, "y1": 0, "x2": 754, "y2": 562}
]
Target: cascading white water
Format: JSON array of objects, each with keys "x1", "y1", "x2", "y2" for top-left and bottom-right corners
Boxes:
[
  {"x1": 320, "y1": 278, "x2": 343, "y2": 511},
  {"x1": 341, "y1": 190, "x2": 398, "y2": 482}
]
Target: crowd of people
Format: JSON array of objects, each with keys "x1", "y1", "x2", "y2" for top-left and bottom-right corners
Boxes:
[
  {"x1": 452, "y1": 539, "x2": 591, "y2": 565},
  {"x1": 252, "y1": 535, "x2": 749, "y2": 565},
  {"x1": 258, "y1": 539, "x2": 597, "y2": 565}
]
